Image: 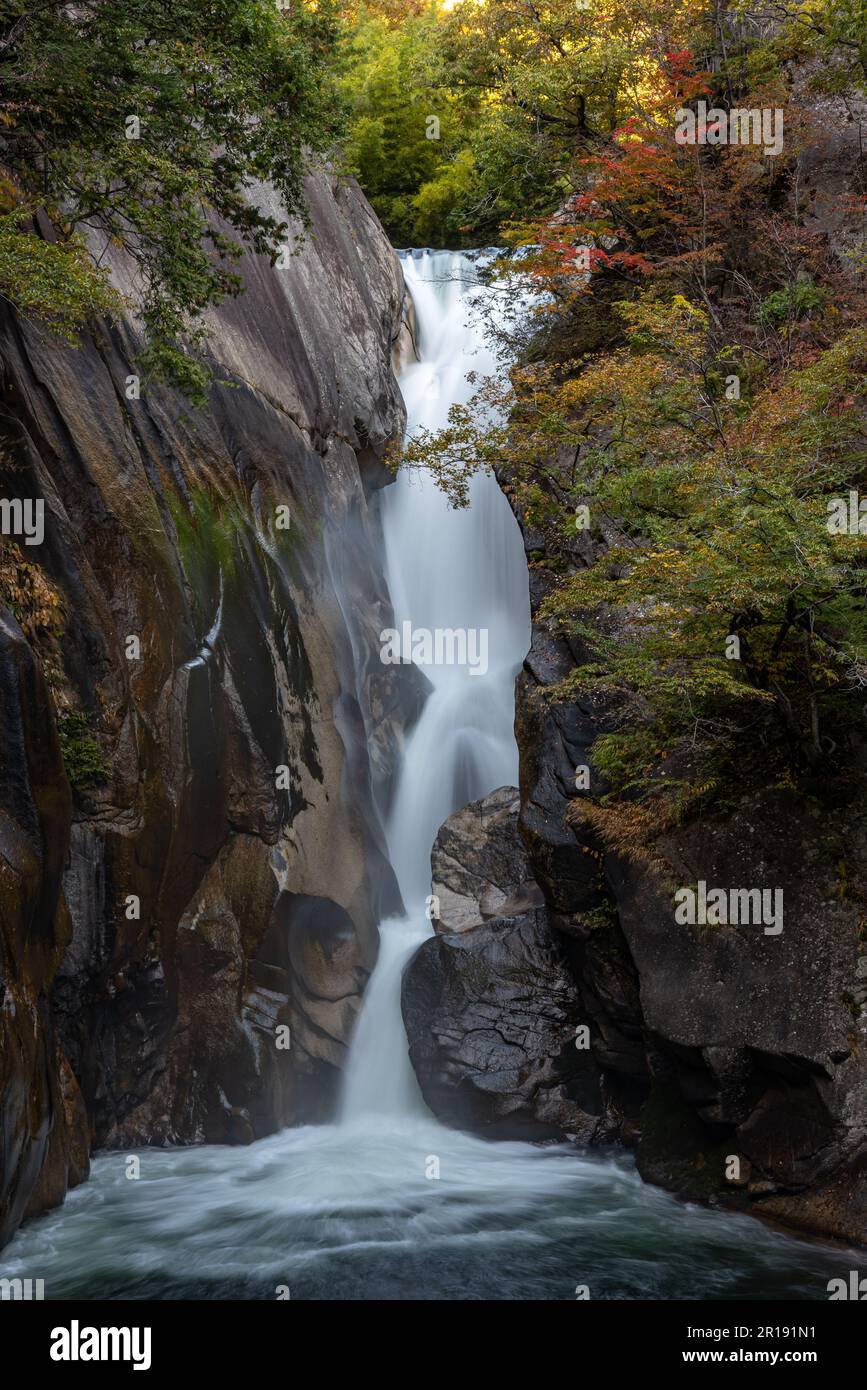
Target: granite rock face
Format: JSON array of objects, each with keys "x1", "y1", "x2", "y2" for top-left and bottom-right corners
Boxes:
[
  {"x1": 0, "y1": 612, "x2": 88, "y2": 1242},
  {"x1": 403, "y1": 787, "x2": 608, "y2": 1141},
  {"x1": 607, "y1": 794, "x2": 867, "y2": 1241},
  {"x1": 429, "y1": 785, "x2": 544, "y2": 933},
  {"x1": 514, "y1": 490, "x2": 867, "y2": 1243},
  {"x1": 0, "y1": 172, "x2": 423, "y2": 1247}
]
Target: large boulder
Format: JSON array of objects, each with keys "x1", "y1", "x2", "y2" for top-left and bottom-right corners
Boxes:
[
  {"x1": 429, "y1": 785, "x2": 544, "y2": 933},
  {"x1": 402, "y1": 788, "x2": 608, "y2": 1140}
]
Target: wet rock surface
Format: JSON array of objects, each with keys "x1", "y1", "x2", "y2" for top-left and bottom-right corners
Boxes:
[
  {"x1": 496, "y1": 459, "x2": 867, "y2": 1243},
  {"x1": 609, "y1": 795, "x2": 867, "y2": 1242},
  {"x1": 402, "y1": 788, "x2": 608, "y2": 1140},
  {"x1": 429, "y1": 785, "x2": 544, "y2": 933},
  {"x1": 0, "y1": 612, "x2": 88, "y2": 1243},
  {"x1": 0, "y1": 172, "x2": 424, "y2": 1246}
]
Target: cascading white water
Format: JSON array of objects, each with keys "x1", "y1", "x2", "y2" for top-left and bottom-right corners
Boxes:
[
  {"x1": 2, "y1": 251, "x2": 861, "y2": 1302},
  {"x1": 341, "y1": 250, "x2": 530, "y2": 1122},
  {"x1": 381, "y1": 252, "x2": 531, "y2": 904}
]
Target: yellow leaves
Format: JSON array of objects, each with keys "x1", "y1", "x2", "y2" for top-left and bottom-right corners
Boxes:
[{"x1": 0, "y1": 542, "x2": 66, "y2": 653}]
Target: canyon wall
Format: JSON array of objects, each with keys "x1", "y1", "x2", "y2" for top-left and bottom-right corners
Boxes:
[
  {"x1": 404, "y1": 491, "x2": 867, "y2": 1244},
  {"x1": 0, "y1": 172, "x2": 424, "y2": 1248},
  {"x1": 400, "y1": 90, "x2": 867, "y2": 1243}
]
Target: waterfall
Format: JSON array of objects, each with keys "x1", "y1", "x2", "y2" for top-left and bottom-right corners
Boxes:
[
  {"x1": 3, "y1": 253, "x2": 859, "y2": 1302},
  {"x1": 340, "y1": 250, "x2": 531, "y2": 1121}
]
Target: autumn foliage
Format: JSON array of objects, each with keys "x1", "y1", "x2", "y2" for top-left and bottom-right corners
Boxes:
[{"x1": 395, "y1": 1, "x2": 867, "y2": 817}]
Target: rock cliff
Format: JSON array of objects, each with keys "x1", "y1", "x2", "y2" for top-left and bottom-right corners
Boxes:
[
  {"x1": 0, "y1": 171, "x2": 424, "y2": 1248},
  {"x1": 517, "y1": 537, "x2": 867, "y2": 1243},
  {"x1": 402, "y1": 473, "x2": 867, "y2": 1244},
  {"x1": 401, "y1": 118, "x2": 867, "y2": 1240}
]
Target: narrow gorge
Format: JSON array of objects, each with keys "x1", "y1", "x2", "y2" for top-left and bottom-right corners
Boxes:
[
  {"x1": 2, "y1": 0, "x2": 867, "y2": 1324},
  {"x1": 2, "y1": 219, "x2": 866, "y2": 1299}
]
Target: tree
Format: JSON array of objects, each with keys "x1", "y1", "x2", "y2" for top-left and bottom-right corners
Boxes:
[
  {"x1": 0, "y1": 0, "x2": 341, "y2": 399},
  {"x1": 395, "y1": 0, "x2": 867, "y2": 822},
  {"x1": 338, "y1": 4, "x2": 480, "y2": 245}
]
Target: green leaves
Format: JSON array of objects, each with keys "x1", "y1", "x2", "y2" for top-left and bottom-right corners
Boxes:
[
  {"x1": 57, "y1": 711, "x2": 110, "y2": 792},
  {"x1": 538, "y1": 317, "x2": 867, "y2": 778},
  {"x1": 338, "y1": 5, "x2": 477, "y2": 245},
  {"x1": 0, "y1": 210, "x2": 126, "y2": 337},
  {"x1": 757, "y1": 279, "x2": 828, "y2": 327},
  {"x1": 0, "y1": 0, "x2": 341, "y2": 395}
]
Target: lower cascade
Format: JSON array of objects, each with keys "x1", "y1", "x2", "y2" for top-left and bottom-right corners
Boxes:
[{"x1": 2, "y1": 252, "x2": 864, "y2": 1300}]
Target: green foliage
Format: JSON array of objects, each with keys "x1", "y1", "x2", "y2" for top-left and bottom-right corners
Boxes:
[
  {"x1": 338, "y1": 5, "x2": 479, "y2": 245},
  {"x1": 403, "y1": 287, "x2": 867, "y2": 797},
  {"x1": 551, "y1": 305, "x2": 867, "y2": 778},
  {"x1": 340, "y1": 0, "x2": 867, "y2": 252},
  {"x1": 57, "y1": 712, "x2": 110, "y2": 791},
  {"x1": 0, "y1": 0, "x2": 341, "y2": 398},
  {"x1": 579, "y1": 902, "x2": 618, "y2": 931},
  {"x1": 591, "y1": 730, "x2": 663, "y2": 796},
  {"x1": 757, "y1": 279, "x2": 828, "y2": 326},
  {"x1": 411, "y1": 149, "x2": 476, "y2": 247},
  {"x1": 338, "y1": 0, "x2": 714, "y2": 244},
  {"x1": 736, "y1": 0, "x2": 867, "y2": 87},
  {"x1": 0, "y1": 211, "x2": 126, "y2": 336},
  {"x1": 389, "y1": 1, "x2": 867, "y2": 820}
]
